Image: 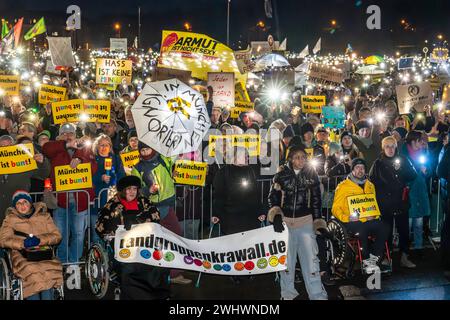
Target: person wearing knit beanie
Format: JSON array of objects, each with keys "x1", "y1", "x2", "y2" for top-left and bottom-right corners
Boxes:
[
  {"x1": 340, "y1": 131, "x2": 352, "y2": 143},
  {"x1": 301, "y1": 122, "x2": 314, "y2": 137},
  {"x1": 351, "y1": 157, "x2": 366, "y2": 171},
  {"x1": 12, "y1": 190, "x2": 33, "y2": 208}
]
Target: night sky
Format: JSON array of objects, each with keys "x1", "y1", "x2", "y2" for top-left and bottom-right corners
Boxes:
[{"x1": 1, "y1": 0, "x2": 449, "y2": 54}]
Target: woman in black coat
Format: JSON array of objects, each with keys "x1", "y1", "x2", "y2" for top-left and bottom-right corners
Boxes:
[
  {"x1": 96, "y1": 176, "x2": 169, "y2": 300},
  {"x1": 369, "y1": 136, "x2": 417, "y2": 268}
]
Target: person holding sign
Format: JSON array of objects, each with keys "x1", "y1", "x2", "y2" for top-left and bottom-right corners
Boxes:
[
  {"x1": 268, "y1": 144, "x2": 328, "y2": 300},
  {"x1": 332, "y1": 158, "x2": 390, "y2": 274},
  {"x1": 95, "y1": 176, "x2": 169, "y2": 300},
  {"x1": 369, "y1": 136, "x2": 418, "y2": 268},
  {"x1": 0, "y1": 191, "x2": 63, "y2": 300},
  {"x1": 42, "y1": 123, "x2": 98, "y2": 263}
]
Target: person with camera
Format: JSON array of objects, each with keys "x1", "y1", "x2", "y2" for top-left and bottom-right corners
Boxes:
[
  {"x1": 369, "y1": 136, "x2": 418, "y2": 268},
  {"x1": 0, "y1": 191, "x2": 63, "y2": 300},
  {"x1": 42, "y1": 123, "x2": 98, "y2": 263}
]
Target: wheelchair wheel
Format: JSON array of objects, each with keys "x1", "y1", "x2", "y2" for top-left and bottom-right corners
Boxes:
[
  {"x1": 327, "y1": 219, "x2": 351, "y2": 267},
  {"x1": 0, "y1": 257, "x2": 11, "y2": 300},
  {"x1": 85, "y1": 243, "x2": 109, "y2": 299}
]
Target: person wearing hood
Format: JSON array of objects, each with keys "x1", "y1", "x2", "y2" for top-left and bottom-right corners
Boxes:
[
  {"x1": 268, "y1": 144, "x2": 328, "y2": 300},
  {"x1": 352, "y1": 120, "x2": 382, "y2": 170},
  {"x1": 0, "y1": 191, "x2": 63, "y2": 300},
  {"x1": 131, "y1": 141, "x2": 192, "y2": 285},
  {"x1": 332, "y1": 158, "x2": 390, "y2": 274},
  {"x1": 369, "y1": 136, "x2": 418, "y2": 268},
  {"x1": 340, "y1": 131, "x2": 363, "y2": 160}
]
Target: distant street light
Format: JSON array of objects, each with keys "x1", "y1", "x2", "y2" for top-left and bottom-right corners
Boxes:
[
  {"x1": 114, "y1": 23, "x2": 121, "y2": 38},
  {"x1": 184, "y1": 22, "x2": 192, "y2": 31}
]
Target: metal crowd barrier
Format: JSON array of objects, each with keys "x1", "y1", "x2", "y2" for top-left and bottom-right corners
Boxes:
[{"x1": 29, "y1": 190, "x2": 92, "y2": 267}]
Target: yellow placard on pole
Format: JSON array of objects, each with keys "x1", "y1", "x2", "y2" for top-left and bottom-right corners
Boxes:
[
  {"x1": 54, "y1": 163, "x2": 93, "y2": 192},
  {"x1": 0, "y1": 143, "x2": 37, "y2": 174},
  {"x1": 38, "y1": 84, "x2": 67, "y2": 105},
  {"x1": 347, "y1": 193, "x2": 381, "y2": 220},
  {"x1": 173, "y1": 160, "x2": 208, "y2": 187},
  {"x1": 83, "y1": 100, "x2": 111, "y2": 123},
  {"x1": 96, "y1": 58, "x2": 133, "y2": 85},
  {"x1": 230, "y1": 101, "x2": 254, "y2": 119},
  {"x1": 0, "y1": 75, "x2": 20, "y2": 96},
  {"x1": 301, "y1": 95, "x2": 326, "y2": 113},
  {"x1": 52, "y1": 99, "x2": 84, "y2": 124},
  {"x1": 120, "y1": 150, "x2": 140, "y2": 170}
]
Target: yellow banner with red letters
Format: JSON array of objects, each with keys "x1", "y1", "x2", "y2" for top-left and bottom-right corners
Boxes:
[
  {"x1": 0, "y1": 143, "x2": 37, "y2": 174},
  {"x1": 347, "y1": 193, "x2": 381, "y2": 220},
  {"x1": 52, "y1": 99, "x2": 111, "y2": 124},
  {"x1": 54, "y1": 163, "x2": 93, "y2": 192},
  {"x1": 173, "y1": 160, "x2": 207, "y2": 187}
]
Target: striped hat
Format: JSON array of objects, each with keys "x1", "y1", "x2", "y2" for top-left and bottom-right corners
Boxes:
[{"x1": 12, "y1": 190, "x2": 33, "y2": 208}]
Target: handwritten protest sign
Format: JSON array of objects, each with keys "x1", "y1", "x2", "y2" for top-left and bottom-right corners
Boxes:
[
  {"x1": 301, "y1": 95, "x2": 326, "y2": 113},
  {"x1": 347, "y1": 193, "x2": 381, "y2": 220},
  {"x1": 173, "y1": 160, "x2": 207, "y2": 187},
  {"x1": 96, "y1": 58, "x2": 132, "y2": 85},
  {"x1": 38, "y1": 84, "x2": 67, "y2": 105},
  {"x1": 0, "y1": 75, "x2": 20, "y2": 96},
  {"x1": 52, "y1": 99, "x2": 110, "y2": 124},
  {"x1": 322, "y1": 106, "x2": 345, "y2": 129},
  {"x1": 0, "y1": 144, "x2": 37, "y2": 174},
  {"x1": 208, "y1": 72, "x2": 235, "y2": 109},
  {"x1": 307, "y1": 63, "x2": 344, "y2": 85},
  {"x1": 54, "y1": 163, "x2": 93, "y2": 192}
]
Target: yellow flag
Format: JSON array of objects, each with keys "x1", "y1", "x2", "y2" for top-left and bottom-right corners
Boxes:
[{"x1": 158, "y1": 30, "x2": 246, "y2": 86}]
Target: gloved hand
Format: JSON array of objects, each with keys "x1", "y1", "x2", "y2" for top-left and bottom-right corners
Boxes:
[
  {"x1": 272, "y1": 214, "x2": 285, "y2": 233},
  {"x1": 24, "y1": 235, "x2": 40, "y2": 248}
]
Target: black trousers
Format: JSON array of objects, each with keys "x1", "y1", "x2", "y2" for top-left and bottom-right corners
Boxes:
[
  {"x1": 344, "y1": 219, "x2": 390, "y2": 260},
  {"x1": 382, "y1": 210, "x2": 410, "y2": 254},
  {"x1": 120, "y1": 263, "x2": 170, "y2": 300}
]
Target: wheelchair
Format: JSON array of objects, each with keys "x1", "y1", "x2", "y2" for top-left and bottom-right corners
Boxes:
[
  {"x1": 85, "y1": 235, "x2": 121, "y2": 300},
  {"x1": 325, "y1": 218, "x2": 392, "y2": 279},
  {"x1": 0, "y1": 249, "x2": 64, "y2": 300}
]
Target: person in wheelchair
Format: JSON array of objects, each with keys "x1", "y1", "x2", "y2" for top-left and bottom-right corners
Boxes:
[
  {"x1": 331, "y1": 158, "x2": 390, "y2": 274},
  {"x1": 95, "y1": 175, "x2": 170, "y2": 300},
  {"x1": 0, "y1": 190, "x2": 63, "y2": 300}
]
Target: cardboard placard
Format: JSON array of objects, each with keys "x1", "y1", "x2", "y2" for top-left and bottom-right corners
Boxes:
[
  {"x1": 0, "y1": 75, "x2": 20, "y2": 96},
  {"x1": 173, "y1": 160, "x2": 207, "y2": 186},
  {"x1": 54, "y1": 163, "x2": 93, "y2": 192},
  {"x1": 38, "y1": 84, "x2": 67, "y2": 105},
  {"x1": 96, "y1": 58, "x2": 132, "y2": 85},
  {"x1": 208, "y1": 72, "x2": 235, "y2": 109},
  {"x1": 301, "y1": 95, "x2": 326, "y2": 113},
  {"x1": 0, "y1": 143, "x2": 37, "y2": 174}
]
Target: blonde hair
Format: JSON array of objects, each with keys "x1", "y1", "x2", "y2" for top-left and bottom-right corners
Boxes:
[
  {"x1": 92, "y1": 134, "x2": 114, "y2": 155},
  {"x1": 382, "y1": 136, "x2": 397, "y2": 149}
]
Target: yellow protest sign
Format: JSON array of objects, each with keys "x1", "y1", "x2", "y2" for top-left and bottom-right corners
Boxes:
[
  {"x1": 232, "y1": 134, "x2": 260, "y2": 157},
  {"x1": 301, "y1": 95, "x2": 326, "y2": 113},
  {"x1": 120, "y1": 150, "x2": 140, "y2": 174},
  {"x1": 52, "y1": 99, "x2": 111, "y2": 124},
  {"x1": 96, "y1": 58, "x2": 132, "y2": 85},
  {"x1": 0, "y1": 75, "x2": 20, "y2": 96},
  {"x1": 52, "y1": 99, "x2": 84, "y2": 124},
  {"x1": 38, "y1": 84, "x2": 67, "y2": 105},
  {"x1": 208, "y1": 135, "x2": 231, "y2": 157},
  {"x1": 0, "y1": 143, "x2": 37, "y2": 174},
  {"x1": 305, "y1": 148, "x2": 314, "y2": 159},
  {"x1": 54, "y1": 163, "x2": 93, "y2": 192},
  {"x1": 83, "y1": 100, "x2": 111, "y2": 123},
  {"x1": 158, "y1": 30, "x2": 247, "y2": 86},
  {"x1": 230, "y1": 101, "x2": 254, "y2": 118},
  {"x1": 235, "y1": 82, "x2": 251, "y2": 102},
  {"x1": 347, "y1": 193, "x2": 381, "y2": 220},
  {"x1": 173, "y1": 160, "x2": 207, "y2": 187}
]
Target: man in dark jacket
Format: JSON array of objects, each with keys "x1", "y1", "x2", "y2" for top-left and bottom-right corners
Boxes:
[
  {"x1": 369, "y1": 136, "x2": 417, "y2": 268},
  {"x1": 437, "y1": 135, "x2": 450, "y2": 278},
  {"x1": 267, "y1": 144, "x2": 327, "y2": 300}
]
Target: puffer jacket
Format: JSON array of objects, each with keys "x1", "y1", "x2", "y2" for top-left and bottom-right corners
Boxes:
[
  {"x1": 369, "y1": 153, "x2": 417, "y2": 214},
  {"x1": 0, "y1": 202, "x2": 63, "y2": 299},
  {"x1": 268, "y1": 163, "x2": 322, "y2": 220},
  {"x1": 331, "y1": 177, "x2": 378, "y2": 223}
]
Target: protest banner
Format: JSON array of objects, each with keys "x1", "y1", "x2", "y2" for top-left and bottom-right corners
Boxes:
[
  {"x1": 114, "y1": 222, "x2": 288, "y2": 275},
  {"x1": 0, "y1": 75, "x2": 19, "y2": 96},
  {"x1": 0, "y1": 143, "x2": 37, "y2": 174},
  {"x1": 52, "y1": 99, "x2": 83, "y2": 124},
  {"x1": 305, "y1": 148, "x2": 314, "y2": 160},
  {"x1": 47, "y1": 37, "x2": 76, "y2": 67},
  {"x1": 398, "y1": 57, "x2": 414, "y2": 70},
  {"x1": 301, "y1": 95, "x2": 326, "y2": 113},
  {"x1": 96, "y1": 58, "x2": 132, "y2": 85},
  {"x1": 110, "y1": 38, "x2": 127, "y2": 54},
  {"x1": 230, "y1": 101, "x2": 255, "y2": 119},
  {"x1": 38, "y1": 84, "x2": 67, "y2": 105},
  {"x1": 54, "y1": 163, "x2": 93, "y2": 192},
  {"x1": 232, "y1": 134, "x2": 261, "y2": 157},
  {"x1": 396, "y1": 82, "x2": 432, "y2": 114},
  {"x1": 207, "y1": 72, "x2": 235, "y2": 109},
  {"x1": 120, "y1": 150, "x2": 140, "y2": 175},
  {"x1": 307, "y1": 63, "x2": 344, "y2": 85},
  {"x1": 208, "y1": 135, "x2": 231, "y2": 157},
  {"x1": 233, "y1": 46, "x2": 255, "y2": 74},
  {"x1": 173, "y1": 160, "x2": 207, "y2": 187},
  {"x1": 347, "y1": 193, "x2": 381, "y2": 220},
  {"x1": 83, "y1": 100, "x2": 111, "y2": 123},
  {"x1": 158, "y1": 30, "x2": 246, "y2": 86},
  {"x1": 321, "y1": 106, "x2": 345, "y2": 129}
]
